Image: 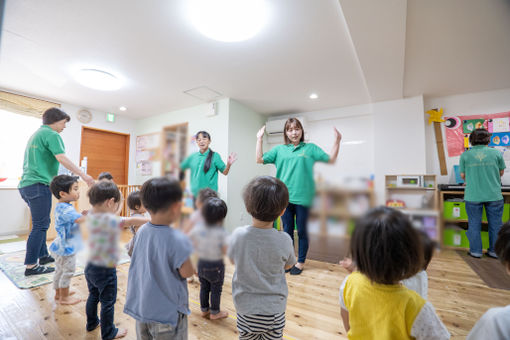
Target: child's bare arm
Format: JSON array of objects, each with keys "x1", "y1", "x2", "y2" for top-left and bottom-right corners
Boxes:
[
  {"x1": 122, "y1": 216, "x2": 149, "y2": 228},
  {"x1": 222, "y1": 245, "x2": 228, "y2": 256},
  {"x1": 178, "y1": 258, "x2": 194, "y2": 278},
  {"x1": 75, "y1": 216, "x2": 87, "y2": 224},
  {"x1": 341, "y1": 308, "x2": 350, "y2": 332}
]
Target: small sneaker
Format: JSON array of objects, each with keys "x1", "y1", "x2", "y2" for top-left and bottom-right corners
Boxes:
[
  {"x1": 486, "y1": 251, "x2": 499, "y2": 259},
  {"x1": 25, "y1": 264, "x2": 55, "y2": 276},
  {"x1": 467, "y1": 251, "x2": 482, "y2": 259},
  {"x1": 39, "y1": 255, "x2": 55, "y2": 265}
]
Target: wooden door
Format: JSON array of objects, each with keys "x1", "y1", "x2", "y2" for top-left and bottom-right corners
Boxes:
[{"x1": 80, "y1": 127, "x2": 130, "y2": 184}]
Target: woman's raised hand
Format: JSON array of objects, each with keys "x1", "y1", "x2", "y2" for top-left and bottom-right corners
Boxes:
[
  {"x1": 333, "y1": 127, "x2": 342, "y2": 143},
  {"x1": 227, "y1": 152, "x2": 238, "y2": 165},
  {"x1": 257, "y1": 126, "x2": 266, "y2": 140}
]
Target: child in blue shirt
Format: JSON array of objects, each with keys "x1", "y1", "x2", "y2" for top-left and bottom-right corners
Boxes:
[
  {"x1": 49, "y1": 175, "x2": 86, "y2": 305},
  {"x1": 124, "y1": 177, "x2": 194, "y2": 339}
]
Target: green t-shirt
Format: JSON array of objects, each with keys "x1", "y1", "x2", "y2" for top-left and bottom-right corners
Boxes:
[
  {"x1": 459, "y1": 145, "x2": 506, "y2": 202},
  {"x1": 263, "y1": 142, "x2": 330, "y2": 207},
  {"x1": 19, "y1": 125, "x2": 66, "y2": 188},
  {"x1": 180, "y1": 149, "x2": 226, "y2": 197}
]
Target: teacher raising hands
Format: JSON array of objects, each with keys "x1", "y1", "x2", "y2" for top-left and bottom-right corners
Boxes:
[{"x1": 256, "y1": 118, "x2": 341, "y2": 275}]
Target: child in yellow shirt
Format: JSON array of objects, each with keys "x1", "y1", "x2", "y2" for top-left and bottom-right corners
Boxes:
[{"x1": 339, "y1": 207, "x2": 450, "y2": 340}]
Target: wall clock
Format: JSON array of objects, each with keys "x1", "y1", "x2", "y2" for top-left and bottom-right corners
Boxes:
[{"x1": 77, "y1": 109, "x2": 92, "y2": 124}]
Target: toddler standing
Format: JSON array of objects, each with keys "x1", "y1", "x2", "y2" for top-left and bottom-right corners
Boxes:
[
  {"x1": 125, "y1": 190, "x2": 148, "y2": 257},
  {"x1": 84, "y1": 181, "x2": 148, "y2": 339},
  {"x1": 339, "y1": 207, "x2": 450, "y2": 339},
  {"x1": 49, "y1": 175, "x2": 85, "y2": 305},
  {"x1": 190, "y1": 197, "x2": 229, "y2": 319},
  {"x1": 228, "y1": 176, "x2": 296, "y2": 340},
  {"x1": 124, "y1": 177, "x2": 194, "y2": 340}
]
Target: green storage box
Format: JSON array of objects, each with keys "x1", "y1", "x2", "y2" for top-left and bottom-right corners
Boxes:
[
  {"x1": 443, "y1": 228, "x2": 489, "y2": 249},
  {"x1": 443, "y1": 202, "x2": 510, "y2": 222}
]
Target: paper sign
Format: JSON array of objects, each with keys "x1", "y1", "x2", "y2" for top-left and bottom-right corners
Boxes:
[
  {"x1": 489, "y1": 132, "x2": 510, "y2": 147},
  {"x1": 453, "y1": 207, "x2": 461, "y2": 218},
  {"x1": 490, "y1": 117, "x2": 510, "y2": 133}
]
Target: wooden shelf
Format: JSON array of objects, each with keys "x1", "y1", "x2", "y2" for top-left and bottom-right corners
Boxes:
[{"x1": 397, "y1": 208, "x2": 440, "y2": 216}]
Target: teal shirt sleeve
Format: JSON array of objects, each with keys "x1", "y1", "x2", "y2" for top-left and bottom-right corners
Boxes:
[
  {"x1": 213, "y1": 153, "x2": 226, "y2": 173},
  {"x1": 497, "y1": 152, "x2": 506, "y2": 170},
  {"x1": 262, "y1": 145, "x2": 279, "y2": 164},
  {"x1": 45, "y1": 132, "x2": 66, "y2": 156},
  {"x1": 180, "y1": 154, "x2": 192, "y2": 170},
  {"x1": 310, "y1": 143, "x2": 330, "y2": 162},
  {"x1": 459, "y1": 152, "x2": 466, "y2": 173}
]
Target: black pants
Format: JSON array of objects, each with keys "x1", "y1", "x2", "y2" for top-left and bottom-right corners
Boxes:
[
  {"x1": 198, "y1": 259, "x2": 225, "y2": 314},
  {"x1": 85, "y1": 263, "x2": 118, "y2": 340}
]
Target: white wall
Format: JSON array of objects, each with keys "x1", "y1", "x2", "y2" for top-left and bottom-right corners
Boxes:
[
  {"x1": 0, "y1": 189, "x2": 30, "y2": 236},
  {"x1": 59, "y1": 103, "x2": 137, "y2": 184},
  {"x1": 424, "y1": 87, "x2": 510, "y2": 184},
  {"x1": 373, "y1": 95, "x2": 427, "y2": 203},
  {"x1": 135, "y1": 99, "x2": 230, "y2": 201},
  {"x1": 226, "y1": 99, "x2": 269, "y2": 231},
  {"x1": 266, "y1": 104, "x2": 375, "y2": 188}
]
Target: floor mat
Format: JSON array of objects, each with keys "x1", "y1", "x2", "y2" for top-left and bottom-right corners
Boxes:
[
  {"x1": 456, "y1": 250, "x2": 510, "y2": 290},
  {"x1": 0, "y1": 246, "x2": 130, "y2": 289}
]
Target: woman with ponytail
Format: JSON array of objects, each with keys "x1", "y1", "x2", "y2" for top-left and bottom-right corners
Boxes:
[{"x1": 180, "y1": 131, "x2": 237, "y2": 198}]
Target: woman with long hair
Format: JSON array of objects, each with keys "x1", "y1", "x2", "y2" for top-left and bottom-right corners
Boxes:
[
  {"x1": 256, "y1": 118, "x2": 341, "y2": 274},
  {"x1": 181, "y1": 131, "x2": 237, "y2": 199}
]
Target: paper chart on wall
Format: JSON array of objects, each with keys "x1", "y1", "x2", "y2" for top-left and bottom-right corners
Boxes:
[{"x1": 489, "y1": 117, "x2": 510, "y2": 133}]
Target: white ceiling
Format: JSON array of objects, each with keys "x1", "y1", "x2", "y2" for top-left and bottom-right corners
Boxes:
[{"x1": 0, "y1": 0, "x2": 509, "y2": 119}]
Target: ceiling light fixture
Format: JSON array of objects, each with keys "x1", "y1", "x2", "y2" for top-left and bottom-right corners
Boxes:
[
  {"x1": 119, "y1": 106, "x2": 127, "y2": 111},
  {"x1": 309, "y1": 93, "x2": 318, "y2": 99},
  {"x1": 188, "y1": 0, "x2": 269, "y2": 42},
  {"x1": 74, "y1": 69, "x2": 122, "y2": 91}
]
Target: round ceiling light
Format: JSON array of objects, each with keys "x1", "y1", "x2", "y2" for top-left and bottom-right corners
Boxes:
[
  {"x1": 74, "y1": 69, "x2": 122, "y2": 91},
  {"x1": 188, "y1": 0, "x2": 269, "y2": 42},
  {"x1": 119, "y1": 106, "x2": 127, "y2": 111},
  {"x1": 309, "y1": 93, "x2": 318, "y2": 99}
]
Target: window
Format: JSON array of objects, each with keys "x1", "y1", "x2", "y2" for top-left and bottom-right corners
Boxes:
[{"x1": 0, "y1": 109, "x2": 41, "y2": 187}]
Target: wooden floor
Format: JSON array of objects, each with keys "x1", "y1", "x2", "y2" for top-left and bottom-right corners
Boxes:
[{"x1": 1, "y1": 233, "x2": 509, "y2": 340}]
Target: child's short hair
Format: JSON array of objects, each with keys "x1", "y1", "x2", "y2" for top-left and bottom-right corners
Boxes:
[
  {"x1": 495, "y1": 222, "x2": 510, "y2": 266},
  {"x1": 98, "y1": 172, "x2": 114, "y2": 181},
  {"x1": 243, "y1": 176, "x2": 289, "y2": 222},
  {"x1": 141, "y1": 177, "x2": 182, "y2": 214},
  {"x1": 469, "y1": 128, "x2": 491, "y2": 146},
  {"x1": 350, "y1": 207, "x2": 423, "y2": 284},
  {"x1": 418, "y1": 230, "x2": 437, "y2": 270},
  {"x1": 50, "y1": 175, "x2": 79, "y2": 199},
  {"x1": 202, "y1": 197, "x2": 227, "y2": 226},
  {"x1": 88, "y1": 180, "x2": 121, "y2": 205},
  {"x1": 127, "y1": 191, "x2": 142, "y2": 210},
  {"x1": 197, "y1": 188, "x2": 218, "y2": 204}
]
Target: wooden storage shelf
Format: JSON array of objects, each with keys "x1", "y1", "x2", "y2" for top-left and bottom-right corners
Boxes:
[
  {"x1": 313, "y1": 184, "x2": 375, "y2": 235},
  {"x1": 385, "y1": 175, "x2": 440, "y2": 242}
]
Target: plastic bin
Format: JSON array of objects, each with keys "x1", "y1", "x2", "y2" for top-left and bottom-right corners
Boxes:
[
  {"x1": 443, "y1": 228, "x2": 489, "y2": 249},
  {"x1": 443, "y1": 202, "x2": 510, "y2": 222}
]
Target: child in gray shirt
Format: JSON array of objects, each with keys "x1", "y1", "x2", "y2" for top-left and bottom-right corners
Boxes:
[
  {"x1": 228, "y1": 176, "x2": 296, "y2": 340},
  {"x1": 190, "y1": 197, "x2": 229, "y2": 320}
]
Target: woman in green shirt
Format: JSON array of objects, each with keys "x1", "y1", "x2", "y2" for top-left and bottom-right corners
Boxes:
[
  {"x1": 19, "y1": 108, "x2": 95, "y2": 276},
  {"x1": 180, "y1": 131, "x2": 237, "y2": 199},
  {"x1": 256, "y1": 118, "x2": 341, "y2": 274},
  {"x1": 460, "y1": 128, "x2": 506, "y2": 258}
]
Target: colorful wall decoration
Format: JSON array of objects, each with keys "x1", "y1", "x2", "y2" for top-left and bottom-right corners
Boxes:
[{"x1": 444, "y1": 111, "x2": 510, "y2": 157}]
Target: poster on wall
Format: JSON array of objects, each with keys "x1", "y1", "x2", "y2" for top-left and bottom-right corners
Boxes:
[
  {"x1": 489, "y1": 117, "x2": 510, "y2": 133},
  {"x1": 136, "y1": 133, "x2": 161, "y2": 177},
  {"x1": 444, "y1": 111, "x2": 510, "y2": 157}
]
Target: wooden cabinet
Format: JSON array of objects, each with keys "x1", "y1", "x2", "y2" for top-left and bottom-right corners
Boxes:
[{"x1": 385, "y1": 175, "x2": 440, "y2": 242}]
